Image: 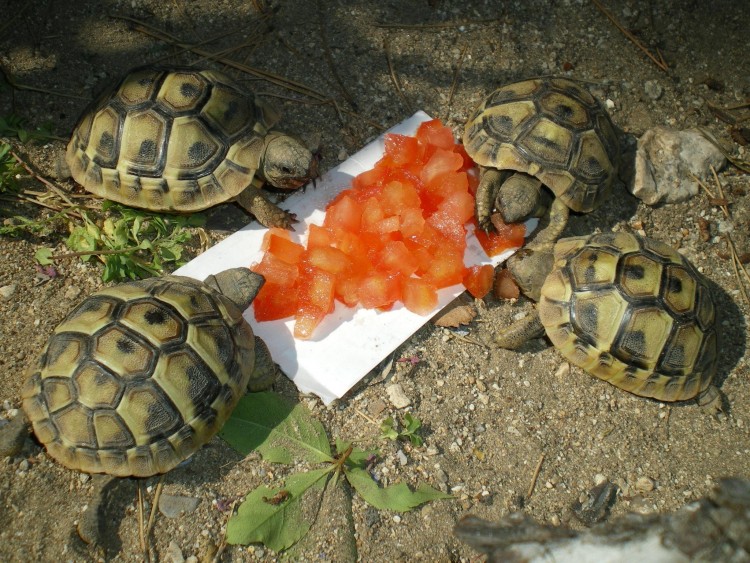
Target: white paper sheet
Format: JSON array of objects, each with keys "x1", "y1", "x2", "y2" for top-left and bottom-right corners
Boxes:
[{"x1": 175, "y1": 112, "x2": 533, "y2": 404}]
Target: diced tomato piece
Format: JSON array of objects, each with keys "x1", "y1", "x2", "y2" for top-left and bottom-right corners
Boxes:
[
  {"x1": 332, "y1": 228, "x2": 371, "y2": 274},
  {"x1": 307, "y1": 224, "x2": 334, "y2": 248},
  {"x1": 325, "y1": 194, "x2": 362, "y2": 232},
  {"x1": 294, "y1": 306, "x2": 326, "y2": 340},
  {"x1": 380, "y1": 181, "x2": 421, "y2": 215},
  {"x1": 438, "y1": 190, "x2": 475, "y2": 224},
  {"x1": 399, "y1": 207, "x2": 426, "y2": 238},
  {"x1": 267, "y1": 234, "x2": 304, "y2": 265},
  {"x1": 416, "y1": 119, "x2": 455, "y2": 150},
  {"x1": 298, "y1": 266, "x2": 336, "y2": 312},
  {"x1": 358, "y1": 273, "x2": 401, "y2": 309},
  {"x1": 372, "y1": 216, "x2": 401, "y2": 235},
  {"x1": 425, "y1": 170, "x2": 469, "y2": 198},
  {"x1": 463, "y1": 264, "x2": 494, "y2": 299},
  {"x1": 294, "y1": 266, "x2": 336, "y2": 339},
  {"x1": 454, "y1": 143, "x2": 476, "y2": 171},
  {"x1": 377, "y1": 241, "x2": 418, "y2": 277},
  {"x1": 361, "y1": 197, "x2": 386, "y2": 232},
  {"x1": 474, "y1": 220, "x2": 526, "y2": 257},
  {"x1": 303, "y1": 246, "x2": 352, "y2": 277},
  {"x1": 427, "y1": 210, "x2": 467, "y2": 249},
  {"x1": 251, "y1": 253, "x2": 298, "y2": 286},
  {"x1": 261, "y1": 227, "x2": 292, "y2": 250},
  {"x1": 335, "y1": 275, "x2": 361, "y2": 307},
  {"x1": 401, "y1": 277, "x2": 438, "y2": 315},
  {"x1": 352, "y1": 165, "x2": 388, "y2": 192},
  {"x1": 420, "y1": 149, "x2": 464, "y2": 186},
  {"x1": 421, "y1": 248, "x2": 465, "y2": 288},
  {"x1": 384, "y1": 133, "x2": 423, "y2": 165},
  {"x1": 253, "y1": 282, "x2": 298, "y2": 321}
]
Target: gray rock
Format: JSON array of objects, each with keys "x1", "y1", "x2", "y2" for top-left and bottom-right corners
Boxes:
[
  {"x1": 158, "y1": 494, "x2": 201, "y2": 519},
  {"x1": 631, "y1": 126, "x2": 726, "y2": 205},
  {"x1": 386, "y1": 383, "x2": 412, "y2": 409}
]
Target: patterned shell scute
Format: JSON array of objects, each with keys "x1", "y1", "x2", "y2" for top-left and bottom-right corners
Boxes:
[
  {"x1": 20, "y1": 275, "x2": 257, "y2": 477},
  {"x1": 538, "y1": 233, "x2": 717, "y2": 401},
  {"x1": 463, "y1": 77, "x2": 619, "y2": 213},
  {"x1": 65, "y1": 66, "x2": 278, "y2": 213}
]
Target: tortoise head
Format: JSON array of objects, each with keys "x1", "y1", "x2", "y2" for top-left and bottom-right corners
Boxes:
[
  {"x1": 205, "y1": 268, "x2": 265, "y2": 311},
  {"x1": 261, "y1": 132, "x2": 318, "y2": 190},
  {"x1": 506, "y1": 248, "x2": 555, "y2": 302}
]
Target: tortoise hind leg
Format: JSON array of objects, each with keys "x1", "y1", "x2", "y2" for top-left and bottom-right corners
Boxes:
[
  {"x1": 234, "y1": 185, "x2": 297, "y2": 229},
  {"x1": 495, "y1": 310, "x2": 545, "y2": 349}
]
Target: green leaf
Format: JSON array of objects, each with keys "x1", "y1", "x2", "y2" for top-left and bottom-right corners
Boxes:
[
  {"x1": 379, "y1": 417, "x2": 399, "y2": 441},
  {"x1": 345, "y1": 468, "x2": 452, "y2": 512},
  {"x1": 221, "y1": 391, "x2": 333, "y2": 464},
  {"x1": 34, "y1": 247, "x2": 54, "y2": 266},
  {"x1": 226, "y1": 467, "x2": 331, "y2": 550},
  {"x1": 403, "y1": 413, "x2": 424, "y2": 447}
]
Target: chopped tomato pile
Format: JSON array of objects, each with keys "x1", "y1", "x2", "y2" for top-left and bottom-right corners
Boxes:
[{"x1": 251, "y1": 119, "x2": 525, "y2": 339}]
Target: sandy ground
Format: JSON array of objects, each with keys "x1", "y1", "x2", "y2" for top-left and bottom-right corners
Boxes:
[{"x1": 1, "y1": 1, "x2": 749, "y2": 561}]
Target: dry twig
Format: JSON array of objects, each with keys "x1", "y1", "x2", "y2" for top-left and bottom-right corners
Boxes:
[
  {"x1": 443, "y1": 44, "x2": 468, "y2": 121},
  {"x1": 0, "y1": 63, "x2": 89, "y2": 101},
  {"x1": 9, "y1": 150, "x2": 76, "y2": 207},
  {"x1": 590, "y1": 0, "x2": 669, "y2": 72},
  {"x1": 526, "y1": 454, "x2": 545, "y2": 499}
]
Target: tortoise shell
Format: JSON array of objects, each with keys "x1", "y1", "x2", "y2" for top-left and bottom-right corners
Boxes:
[
  {"x1": 463, "y1": 77, "x2": 620, "y2": 213},
  {"x1": 538, "y1": 232, "x2": 717, "y2": 401},
  {"x1": 65, "y1": 66, "x2": 283, "y2": 213},
  {"x1": 21, "y1": 270, "x2": 273, "y2": 477}
]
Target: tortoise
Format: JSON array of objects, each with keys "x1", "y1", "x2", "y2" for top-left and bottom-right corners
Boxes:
[
  {"x1": 20, "y1": 268, "x2": 276, "y2": 477},
  {"x1": 65, "y1": 66, "x2": 317, "y2": 228},
  {"x1": 495, "y1": 232, "x2": 719, "y2": 404},
  {"x1": 463, "y1": 77, "x2": 620, "y2": 245}
]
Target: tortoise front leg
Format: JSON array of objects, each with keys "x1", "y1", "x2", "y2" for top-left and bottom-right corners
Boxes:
[{"x1": 235, "y1": 185, "x2": 297, "y2": 229}]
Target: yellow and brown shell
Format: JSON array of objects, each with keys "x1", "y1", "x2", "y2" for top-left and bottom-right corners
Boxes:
[
  {"x1": 21, "y1": 274, "x2": 263, "y2": 477},
  {"x1": 538, "y1": 233, "x2": 717, "y2": 401},
  {"x1": 463, "y1": 77, "x2": 619, "y2": 213},
  {"x1": 65, "y1": 66, "x2": 280, "y2": 212}
]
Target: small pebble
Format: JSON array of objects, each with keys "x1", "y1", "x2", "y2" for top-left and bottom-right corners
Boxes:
[
  {"x1": 18, "y1": 459, "x2": 30, "y2": 472},
  {"x1": 166, "y1": 541, "x2": 185, "y2": 563},
  {"x1": 555, "y1": 362, "x2": 570, "y2": 379},
  {"x1": 0, "y1": 284, "x2": 16, "y2": 302},
  {"x1": 393, "y1": 515, "x2": 402, "y2": 524},
  {"x1": 396, "y1": 449, "x2": 408, "y2": 466},
  {"x1": 385, "y1": 384, "x2": 411, "y2": 409},
  {"x1": 644, "y1": 80, "x2": 663, "y2": 100},
  {"x1": 593, "y1": 473, "x2": 607, "y2": 486},
  {"x1": 64, "y1": 285, "x2": 82, "y2": 300},
  {"x1": 635, "y1": 476, "x2": 655, "y2": 492}
]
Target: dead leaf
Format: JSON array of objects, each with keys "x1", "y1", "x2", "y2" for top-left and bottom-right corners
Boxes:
[{"x1": 432, "y1": 297, "x2": 476, "y2": 327}]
